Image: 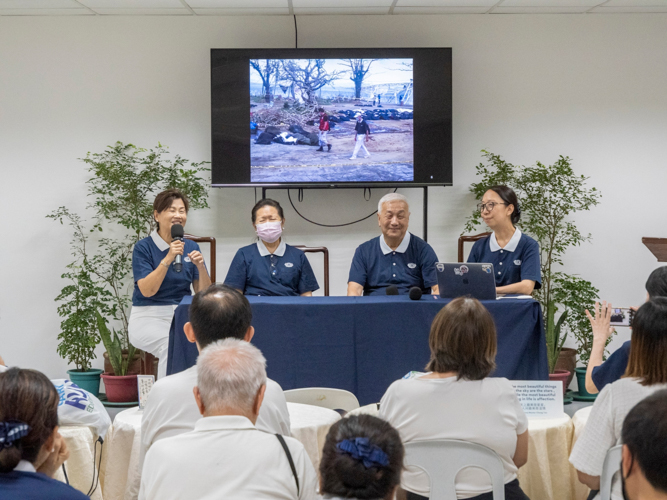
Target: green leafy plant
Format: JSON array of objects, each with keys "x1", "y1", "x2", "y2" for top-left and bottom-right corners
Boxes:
[
  {"x1": 96, "y1": 311, "x2": 137, "y2": 376},
  {"x1": 49, "y1": 142, "x2": 210, "y2": 372},
  {"x1": 465, "y1": 151, "x2": 610, "y2": 371}
]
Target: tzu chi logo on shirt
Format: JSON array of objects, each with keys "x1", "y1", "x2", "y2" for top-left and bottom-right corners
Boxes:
[
  {"x1": 184, "y1": 256, "x2": 192, "y2": 263},
  {"x1": 514, "y1": 260, "x2": 522, "y2": 266},
  {"x1": 407, "y1": 263, "x2": 417, "y2": 269},
  {"x1": 284, "y1": 262, "x2": 294, "y2": 268}
]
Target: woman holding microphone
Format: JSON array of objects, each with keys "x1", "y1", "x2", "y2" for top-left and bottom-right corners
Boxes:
[
  {"x1": 467, "y1": 185, "x2": 541, "y2": 295},
  {"x1": 129, "y1": 189, "x2": 211, "y2": 379}
]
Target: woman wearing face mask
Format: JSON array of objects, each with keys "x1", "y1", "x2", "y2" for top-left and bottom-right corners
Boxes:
[{"x1": 224, "y1": 199, "x2": 319, "y2": 296}]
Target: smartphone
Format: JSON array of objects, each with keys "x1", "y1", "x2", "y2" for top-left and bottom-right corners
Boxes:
[{"x1": 610, "y1": 308, "x2": 634, "y2": 327}]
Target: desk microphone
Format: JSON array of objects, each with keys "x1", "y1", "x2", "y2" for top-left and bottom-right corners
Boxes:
[
  {"x1": 171, "y1": 224, "x2": 184, "y2": 273},
  {"x1": 386, "y1": 285, "x2": 399, "y2": 296},
  {"x1": 408, "y1": 287, "x2": 423, "y2": 301}
]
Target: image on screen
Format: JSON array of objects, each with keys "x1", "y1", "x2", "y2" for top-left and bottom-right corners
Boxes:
[{"x1": 249, "y1": 58, "x2": 414, "y2": 184}]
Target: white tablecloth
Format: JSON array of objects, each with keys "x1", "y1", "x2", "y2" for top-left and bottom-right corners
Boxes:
[
  {"x1": 100, "y1": 402, "x2": 341, "y2": 500},
  {"x1": 54, "y1": 425, "x2": 104, "y2": 500},
  {"x1": 349, "y1": 404, "x2": 587, "y2": 500}
]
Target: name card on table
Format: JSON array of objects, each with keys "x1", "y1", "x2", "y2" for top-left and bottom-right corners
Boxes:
[
  {"x1": 137, "y1": 375, "x2": 155, "y2": 410},
  {"x1": 511, "y1": 381, "x2": 564, "y2": 419}
]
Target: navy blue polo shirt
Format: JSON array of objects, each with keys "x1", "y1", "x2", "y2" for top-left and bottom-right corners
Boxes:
[
  {"x1": 348, "y1": 232, "x2": 439, "y2": 296},
  {"x1": 467, "y1": 230, "x2": 542, "y2": 289},
  {"x1": 0, "y1": 470, "x2": 90, "y2": 500},
  {"x1": 132, "y1": 231, "x2": 201, "y2": 306},
  {"x1": 224, "y1": 241, "x2": 319, "y2": 296},
  {"x1": 591, "y1": 341, "x2": 630, "y2": 392}
]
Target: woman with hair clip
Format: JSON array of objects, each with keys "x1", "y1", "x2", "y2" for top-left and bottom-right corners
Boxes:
[
  {"x1": 0, "y1": 367, "x2": 89, "y2": 499},
  {"x1": 224, "y1": 198, "x2": 319, "y2": 296},
  {"x1": 467, "y1": 185, "x2": 541, "y2": 295},
  {"x1": 319, "y1": 414, "x2": 404, "y2": 500},
  {"x1": 570, "y1": 297, "x2": 667, "y2": 500},
  {"x1": 379, "y1": 297, "x2": 530, "y2": 500}
]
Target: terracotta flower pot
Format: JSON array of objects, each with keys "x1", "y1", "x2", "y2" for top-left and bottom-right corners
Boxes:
[
  {"x1": 101, "y1": 373, "x2": 138, "y2": 403},
  {"x1": 548, "y1": 369, "x2": 570, "y2": 396},
  {"x1": 554, "y1": 347, "x2": 577, "y2": 389},
  {"x1": 103, "y1": 351, "x2": 141, "y2": 375}
]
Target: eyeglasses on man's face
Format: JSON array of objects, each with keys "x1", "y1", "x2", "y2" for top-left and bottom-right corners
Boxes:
[{"x1": 477, "y1": 202, "x2": 508, "y2": 213}]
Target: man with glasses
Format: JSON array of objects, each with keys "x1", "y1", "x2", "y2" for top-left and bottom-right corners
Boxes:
[{"x1": 347, "y1": 193, "x2": 439, "y2": 296}]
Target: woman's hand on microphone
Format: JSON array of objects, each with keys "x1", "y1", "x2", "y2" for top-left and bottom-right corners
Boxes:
[{"x1": 165, "y1": 239, "x2": 185, "y2": 264}]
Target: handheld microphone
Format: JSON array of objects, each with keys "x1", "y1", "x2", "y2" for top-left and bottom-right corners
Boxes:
[
  {"x1": 171, "y1": 224, "x2": 184, "y2": 273},
  {"x1": 386, "y1": 285, "x2": 399, "y2": 296},
  {"x1": 408, "y1": 287, "x2": 423, "y2": 301}
]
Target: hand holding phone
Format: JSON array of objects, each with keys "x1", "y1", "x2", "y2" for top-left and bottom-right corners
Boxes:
[{"x1": 610, "y1": 308, "x2": 634, "y2": 327}]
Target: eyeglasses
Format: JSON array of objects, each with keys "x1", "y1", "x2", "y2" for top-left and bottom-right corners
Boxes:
[
  {"x1": 270, "y1": 254, "x2": 278, "y2": 277},
  {"x1": 477, "y1": 202, "x2": 508, "y2": 213}
]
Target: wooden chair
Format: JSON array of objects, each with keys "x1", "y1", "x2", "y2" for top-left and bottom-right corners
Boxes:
[
  {"x1": 185, "y1": 234, "x2": 217, "y2": 282},
  {"x1": 457, "y1": 232, "x2": 491, "y2": 262},
  {"x1": 140, "y1": 234, "x2": 217, "y2": 378},
  {"x1": 294, "y1": 245, "x2": 330, "y2": 296}
]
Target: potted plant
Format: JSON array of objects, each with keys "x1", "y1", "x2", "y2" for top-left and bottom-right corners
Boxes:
[
  {"x1": 49, "y1": 142, "x2": 210, "y2": 387},
  {"x1": 96, "y1": 312, "x2": 139, "y2": 402},
  {"x1": 465, "y1": 151, "x2": 609, "y2": 396}
]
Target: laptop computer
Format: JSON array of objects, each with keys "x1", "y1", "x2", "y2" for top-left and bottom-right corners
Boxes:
[{"x1": 436, "y1": 262, "x2": 497, "y2": 301}]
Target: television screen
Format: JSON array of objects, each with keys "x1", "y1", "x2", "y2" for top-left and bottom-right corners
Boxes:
[{"x1": 211, "y1": 48, "x2": 451, "y2": 187}]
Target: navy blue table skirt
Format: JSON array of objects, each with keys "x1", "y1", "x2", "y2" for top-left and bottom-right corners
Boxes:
[{"x1": 167, "y1": 295, "x2": 547, "y2": 405}]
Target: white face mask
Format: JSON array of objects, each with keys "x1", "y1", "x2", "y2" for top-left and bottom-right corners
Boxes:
[{"x1": 256, "y1": 221, "x2": 283, "y2": 243}]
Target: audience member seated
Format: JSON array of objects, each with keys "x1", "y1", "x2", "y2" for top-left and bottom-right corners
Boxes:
[
  {"x1": 585, "y1": 266, "x2": 667, "y2": 394},
  {"x1": 347, "y1": 193, "x2": 439, "y2": 296},
  {"x1": 140, "y1": 285, "x2": 291, "y2": 468},
  {"x1": 620, "y1": 389, "x2": 667, "y2": 500},
  {"x1": 319, "y1": 414, "x2": 404, "y2": 500},
  {"x1": 0, "y1": 367, "x2": 88, "y2": 500},
  {"x1": 379, "y1": 297, "x2": 530, "y2": 500},
  {"x1": 570, "y1": 297, "x2": 667, "y2": 499},
  {"x1": 139, "y1": 338, "x2": 319, "y2": 500}
]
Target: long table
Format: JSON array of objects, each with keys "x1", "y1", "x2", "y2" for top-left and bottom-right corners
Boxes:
[{"x1": 167, "y1": 295, "x2": 548, "y2": 405}]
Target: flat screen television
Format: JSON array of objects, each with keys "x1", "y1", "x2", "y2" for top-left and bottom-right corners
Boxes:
[{"x1": 211, "y1": 48, "x2": 452, "y2": 187}]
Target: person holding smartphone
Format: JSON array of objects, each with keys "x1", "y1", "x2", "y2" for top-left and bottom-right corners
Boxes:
[{"x1": 584, "y1": 266, "x2": 667, "y2": 394}]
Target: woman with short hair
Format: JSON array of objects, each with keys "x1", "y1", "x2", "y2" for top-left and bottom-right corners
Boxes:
[
  {"x1": 379, "y1": 297, "x2": 530, "y2": 500},
  {"x1": 467, "y1": 185, "x2": 541, "y2": 295},
  {"x1": 571, "y1": 297, "x2": 667, "y2": 500},
  {"x1": 319, "y1": 414, "x2": 404, "y2": 500},
  {"x1": 224, "y1": 199, "x2": 319, "y2": 296},
  {"x1": 129, "y1": 188, "x2": 211, "y2": 378},
  {"x1": 0, "y1": 367, "x2": 89, "y2": 499}
]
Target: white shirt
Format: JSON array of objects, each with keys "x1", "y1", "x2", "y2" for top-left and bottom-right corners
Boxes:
[
  {"x1": 379, "y1": 375, "x2": 528, "y2": 499},
  {"x1": 140, "y1": 365, "x2": 291, "y2": 470},
  {"x1": 489, "y1": 228, "x2": 522, "y2": 252},
  {"x1": 0, "y1": 364, "x2": 7, "y2": 373},
  {"x1": 569, "y1": 378, "x2": 667, "y2": 500},
  {"x1": 139, "y1": 415, "x2": 320, "y2": 500}
]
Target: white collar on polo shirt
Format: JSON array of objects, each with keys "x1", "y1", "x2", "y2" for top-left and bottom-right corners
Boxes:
[
  {"x1": 489, "y1": 228, "x2": 522, "y2": 253},
  {"x1": 193, "y1": 415, "x2": 257, "y2": 433},
  {"x1": 150, "y1": 230, "x2": 170, "y2": 252},
  {"x1": 14, "y1": 460, "x2": 36, "y2": 473},
  {"x1": 380, "y1": 232, "x2": 411, "y2": 255},
  {"x1": 257, "y1": 239, "x2": 286, "y2": 257}
]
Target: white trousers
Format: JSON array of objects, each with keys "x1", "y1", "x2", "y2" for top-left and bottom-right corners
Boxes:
[
  {"x1": 352, "y1": 135, "x2": 370, "y2": 158},
  {"x1": 128, "y1": 305, "x2": 177, "y2": 380}
]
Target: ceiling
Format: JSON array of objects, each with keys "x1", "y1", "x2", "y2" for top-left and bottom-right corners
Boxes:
[{"x1": 1, "y1": 0, "x2": 666, "y2": 16}]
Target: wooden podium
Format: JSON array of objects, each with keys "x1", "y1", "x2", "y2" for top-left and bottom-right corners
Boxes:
[{"x1": 642, "y1": 238, "x2": 667, "y2": 262}]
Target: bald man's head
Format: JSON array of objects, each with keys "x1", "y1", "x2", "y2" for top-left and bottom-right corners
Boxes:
[{"x1": 189, "y1": 284, "x2": 252, "y2": 348}]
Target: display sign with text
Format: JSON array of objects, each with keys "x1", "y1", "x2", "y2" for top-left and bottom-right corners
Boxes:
[{"x1": 511, "y1": 381, "x2": 564, "y2": 419}]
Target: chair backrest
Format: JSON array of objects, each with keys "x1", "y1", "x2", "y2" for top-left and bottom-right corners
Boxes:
[
  {"x1": 293, "y1": 245, "x2": 329, "y2": 296},
  {"x1": 185, "y1": 234, "x2": 216, "y2": 282},
  {"x1": 284, "y1": 387, "x2": 359, "y2": 412},
  {"x1": 404, "y1": 439, "x2": 506, "y2": 500},
  {"x1": 457, "y1": 232, "x2": 492, "y2": 262},
  {"x1": 600, "y1": 445, "x2": 623, "y2": 500}
]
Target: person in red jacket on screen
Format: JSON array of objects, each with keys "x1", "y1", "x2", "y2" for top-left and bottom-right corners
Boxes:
[{"x1": 317, "y1": 108, "x2": 331, "y2": 152}]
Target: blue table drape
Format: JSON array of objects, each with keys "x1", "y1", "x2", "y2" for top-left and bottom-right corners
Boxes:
[{"x1": 167, "y1": 295, "x2": 548, "y2": 405}]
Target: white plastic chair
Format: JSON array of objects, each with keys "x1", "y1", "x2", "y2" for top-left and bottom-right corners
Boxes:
[
  {"x1": 284, "y1": 387, "x2": 360, "y2": 412},
  {"x1": 600, "y1": 445, "x2": 623, "y2": 500},
  {"x1": 404, "y1": 439, "x2": 506, "y2": 500}
]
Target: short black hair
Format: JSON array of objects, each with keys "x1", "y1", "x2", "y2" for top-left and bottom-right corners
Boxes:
[
  {"x1": 487, "y1": 185, "x2": 521, "y2": 225},
  {"x1": 320, "y1": 415, "x2": 403, "y2": 499},
  {"x1": 189, "y1": 284, "x2": 252, "y2": 348},
  {"x1": 646, "y1": 266, "x2": 667, "y2": 299},
  {"x1": 622, "y1": 389, "x2": 667, "y2": 492},
  {"x1": 251, "y1": 199, "x2": 284, "y2": 224}
]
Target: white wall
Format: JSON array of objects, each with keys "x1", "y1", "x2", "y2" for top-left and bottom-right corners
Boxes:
[{"x1": 1, "y1": 13, "x2": 666, "y2": 378}]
